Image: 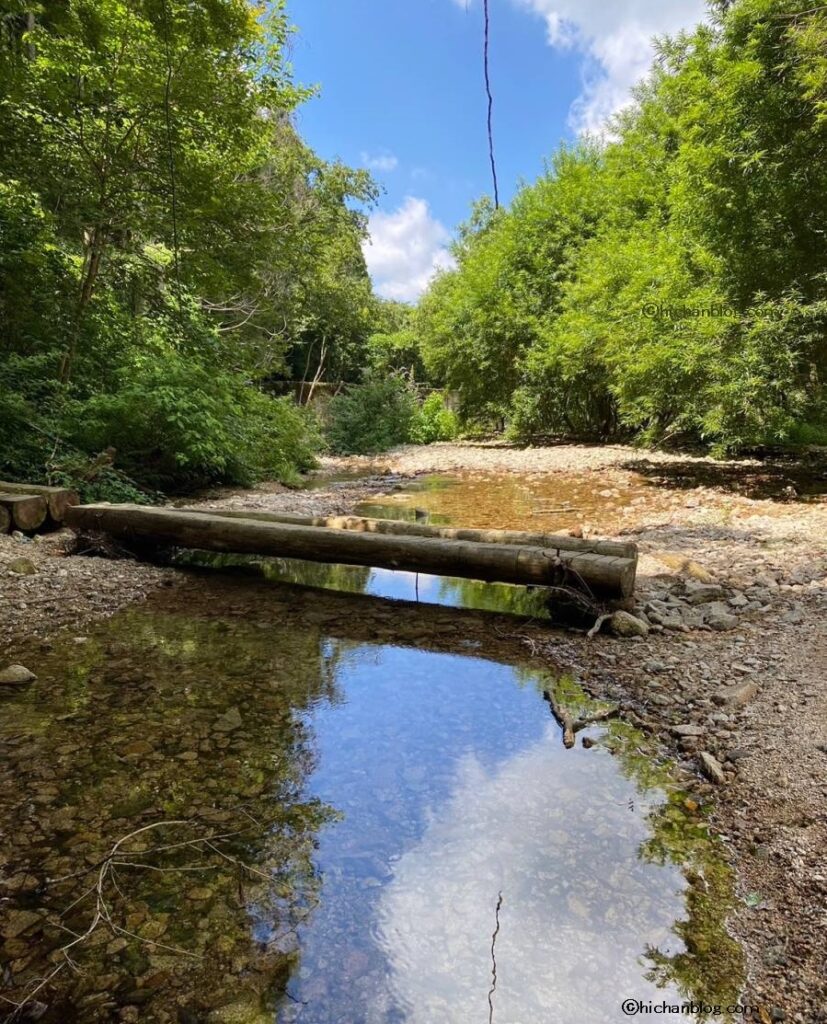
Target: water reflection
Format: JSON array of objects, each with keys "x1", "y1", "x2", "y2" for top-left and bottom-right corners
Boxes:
[{"x1": 0, "y1": 580, "x2": 741, "y2": 1022}]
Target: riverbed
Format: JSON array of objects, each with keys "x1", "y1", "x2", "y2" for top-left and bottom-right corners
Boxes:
[{"x1": 2, "y1": 442, "x2": 825, "y2": 1022}]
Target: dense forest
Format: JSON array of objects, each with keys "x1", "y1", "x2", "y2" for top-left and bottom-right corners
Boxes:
[
  {"x1": 1, "y1": 0, "x2": 826, "y2": 500},
  {"x1": 416, "y1": 0, "x2": 827, "y2": 451}
]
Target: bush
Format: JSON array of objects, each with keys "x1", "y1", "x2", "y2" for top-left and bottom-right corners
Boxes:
[
  {"x1": 325, "y1": 375, "x2": 418, "y2": 454},
  {"x1": 410, "y1": 392, "x2": 459, "y2": 444}
]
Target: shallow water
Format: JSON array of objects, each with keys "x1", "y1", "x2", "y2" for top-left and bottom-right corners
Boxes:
[{"x1": 1, "y1": 578, "x2": 741, "y2": 1022}]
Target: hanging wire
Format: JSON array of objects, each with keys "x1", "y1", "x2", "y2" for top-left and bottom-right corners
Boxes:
[
  {"x1": 159, "y1": 0, "x2": 183, "y2": 310},
  {"x1": 483, "y1": 0, "x2": 500, "y2": 209}
]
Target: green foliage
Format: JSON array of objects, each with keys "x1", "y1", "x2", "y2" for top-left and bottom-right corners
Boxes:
[
  {"x1": 417, "y1": 0, "x2": 827, "y2": 450},
  {"x1": 0, "y1": 0, "x2": 371, "y2": 496},
  {"x1": 325, "y1": 375, "x2": 419, "y2": 455},
  {"x1": 410, "y1": 392, "x2": 459, "y2": 444}
]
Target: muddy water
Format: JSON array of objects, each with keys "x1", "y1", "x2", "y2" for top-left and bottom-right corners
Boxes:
[{"x1": 1, "y1": 576, "x2": 741, "y2": 1023}]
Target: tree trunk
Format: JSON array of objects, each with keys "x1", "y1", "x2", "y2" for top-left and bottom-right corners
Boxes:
[
  {"x1": 65, "y1": 504, "x2": 637, "y2": 596},
  {"x1": 0, "y1": 494, "x2": 48, "y2": 532},
  {"x1": 60, "y1": 224, "x2": 105, "y2": 384},
  {"x1": 178, "y1": 507, "x2": 638, "y2": 561},
  {"x1": 0, "y1": 482, "x2": 79, "y2": 522}
]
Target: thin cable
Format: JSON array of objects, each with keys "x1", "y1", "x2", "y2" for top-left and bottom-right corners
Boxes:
[
  {"x1": 160, "y1": 0, "x2": 182, "y2": 309},
  {"x1": 483, "y1": 0, "x2": 500, "y2": 209}
]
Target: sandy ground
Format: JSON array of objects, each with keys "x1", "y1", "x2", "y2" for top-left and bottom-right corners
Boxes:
[{"x1": 1, "y1": 441, "x2": 826, "y2": 1022}]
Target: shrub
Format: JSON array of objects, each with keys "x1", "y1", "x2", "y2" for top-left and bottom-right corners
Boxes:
[
  {"x1": 325, "y1": 375, "x2": 418, "y2": 454},
  {"x1": 410, "y1": 392, "x2": 459, "y2": 444}
]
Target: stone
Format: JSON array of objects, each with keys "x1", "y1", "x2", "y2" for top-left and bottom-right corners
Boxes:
[
  {"x1": 213, "y1": 706, "x2": 243, "y2": 733},
  {"x1": 0, "y1": 664, "x2": 37, "y2": 686},
  {"x1": 684, "y1": 582, "x2": 727, "y2": 605},
  {"x1": 7, "y1": 557, "x2": 37, "y2": 575},
  {"x1": 698, "y1": 751, "x2": 726, "y2": 784},
  {"x1": 120, "y1": 740, "x2": 154, "y2": 757},
  {"x1": 672, "y1": 723, "x2": 706, "y2": 738},
  {"x1": 713, "y1": 681, "x2": 758, "y2": 707},
  {"x1": 607, "y1": 611, "x2": 649, "y2": 638},
  {"x1": 707, "y1": 612, "x2": 739, "y2": 631},
  {"x1": 2, "y1": 909, "x2": 42, "y2": 939}
]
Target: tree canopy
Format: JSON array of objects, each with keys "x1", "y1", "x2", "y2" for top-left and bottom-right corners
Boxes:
[{"x1": 417, "y1": 0, "x2": 827, "y2": 450}]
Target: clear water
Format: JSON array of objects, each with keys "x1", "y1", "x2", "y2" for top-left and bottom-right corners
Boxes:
[{"x1": 0, "y1": 576, "x2": 741, "y2": 1022}]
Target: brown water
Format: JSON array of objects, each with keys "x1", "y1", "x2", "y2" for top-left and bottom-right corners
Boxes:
[
  {"x1": 1, "y1": 575, "x2": 743, "y2": 1023},
  {"x1": 355, "y1": 472, "x2": 663, "y2": 536}
]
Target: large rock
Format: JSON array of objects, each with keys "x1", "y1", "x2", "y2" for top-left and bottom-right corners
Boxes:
[
  {"x1": 0, "y1": 664, "x2": 37, "y2": 686},
  {"x1": 698, "y1": 751, "x2": 726, "y2": 784},
  {"x1": 684, "y1": 582, "x2": 727, "y2": 605},
  {"x1": 713, "y1": 681, "x2": 758, "y2": 707},
  {"x1": 607, "y1": 610, "x2": 649, "y2": 637}
]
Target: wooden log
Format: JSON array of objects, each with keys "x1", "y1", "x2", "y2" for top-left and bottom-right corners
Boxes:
[
  {"x1": 66, "y1": 504, "x2": 637, "y2": 596},
  {"x1": 0, "y1": 493, "x2": 48, "y2": 532},
  {"x1": 0, "y1": 505, "x2": 10, "y2": 534},
  {"x1": 178, "y1": 507, "x2": 638, "y2": 561},
  {"x1": 0, "y1": 481, "x2": 79, "y2": 522}
]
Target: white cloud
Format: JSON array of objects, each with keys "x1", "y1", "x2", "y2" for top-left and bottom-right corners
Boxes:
[
  {"x1": 361, "y1": 151, "x2": 400, "y2": 172},
  {"x1": 515, "y1": 0, "x2": 707, "y2": 133},
  {"x1": 363, "y1": 197, "x2": 456, "y2": 303}
]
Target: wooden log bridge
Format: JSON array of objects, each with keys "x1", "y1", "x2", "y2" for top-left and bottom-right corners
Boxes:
[{"x1": 65, "y1": 503, "x2": 638, "y2": 598}]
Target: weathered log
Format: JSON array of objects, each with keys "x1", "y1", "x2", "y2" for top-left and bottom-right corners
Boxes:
[
  {"x1": 0, "y1": 505, "x2": 10, "y2": 534},
  {"x1": 0, "y1": 493, "x2": 48, "y2": 532},
  {"x1": 179, "y1": 507, "x2": 638, "y2": 561},
  {"x1": 0, "y1": 481, "x2": 79, "y2": 522},
  {"x1": 66, "y1": 504, "x2": 637, "y2": 596}
]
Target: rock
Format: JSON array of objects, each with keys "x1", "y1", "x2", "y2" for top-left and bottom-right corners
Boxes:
[
  {"x1": 713, "y1": 681, "x2": 758, "y2": 707},
  {"x1": 0, "y1": 664, "x2": 37, "y2": 686},
  {"x1": 707, "y1": 612, "x2": 739, "y2": 631},
  {"x1": 672, "y1": 723, "x2": 706, "y2": 738},
  {"x1": 7, "y1": 556, "x2": 37, "y2": 575},
  {"x1": 698, "y1": 751, "x2": 726, "y2": 784},
  {"x1": 213, "y1": 706, "x2": 243, "y2": 733},
  {"x1": 120, "y1": 740, "x2": 154, "y2": 757},
  {"x1": 684, "y1": 582, "x2": 727, "y2": 605},
  {"x1": 2, "y1": 909, "x2": 42, "y2": 939},
  {"x1": 207, "y1": 1001, "x2": 272, "y2": 1024},
  {"x1": 607, "y1": 611, "x2": 649, "y2": 637},
  {"x1": 728, "y1": 593, "x2": 750, "y2": 608},
  {"x1": 782, "y1": 606, "x2": 805, "y2": 625}
]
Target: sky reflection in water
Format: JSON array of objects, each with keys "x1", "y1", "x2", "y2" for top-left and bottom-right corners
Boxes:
[{"x1": 279, "y1": 641, "x2": 703, "y2": 1024}]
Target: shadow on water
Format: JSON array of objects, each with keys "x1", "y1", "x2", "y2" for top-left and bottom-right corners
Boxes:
[{"x1": 1, "y1": 578, "x2": 743, "y2": 1022}]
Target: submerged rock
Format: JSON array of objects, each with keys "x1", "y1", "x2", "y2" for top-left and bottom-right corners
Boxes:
[{"x1": 0, "y1": 664, "x2": 37, "y2": 686}]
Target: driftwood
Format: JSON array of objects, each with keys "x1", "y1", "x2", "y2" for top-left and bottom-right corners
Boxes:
[
  {"x1": 544, "y1": 688, "x2": 576, "y2": 748},
  {"x1": 0, "y1": 493, "x2": 47, "y2": 531},
  {"x1": 67, "y1": 504, "x2": 637, "y2": 597},
  {"x1": 543, "y1": 687, "x2": 620, "y2": 748},
  {"x1": 0, "y1": 481, "x2": 78, "y2": 522}
]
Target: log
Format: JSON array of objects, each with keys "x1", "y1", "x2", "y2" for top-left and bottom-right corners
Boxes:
[
  {"x1": 0, "y1": 505, "x2": 10, "y2": 534},
  {"x1": 0, "y1": 481, "x2": 79, "y2": 522},
  {"x1": 179, "y1": 508, "x2": 638, "y2": 561},
  {"x1": 0, "y1": 493, "x2": 48, "y2": 532},
  {"x1": 66, "y1": 504, "x2": 637, "y2": 596}
]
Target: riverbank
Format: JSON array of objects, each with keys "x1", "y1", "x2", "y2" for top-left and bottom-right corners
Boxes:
[{"x1": 2, "y1": 441, "x2": 825, "y2": 1021}]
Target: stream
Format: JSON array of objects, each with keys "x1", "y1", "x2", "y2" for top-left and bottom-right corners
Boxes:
[{"x1": 0, "y1": 474, "x2": 745, "y2": 1023}]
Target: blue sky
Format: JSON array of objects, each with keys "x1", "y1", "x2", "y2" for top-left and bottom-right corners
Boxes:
[{"x1": 289, "y1": 0, "x2": 706, "y2": 301}]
